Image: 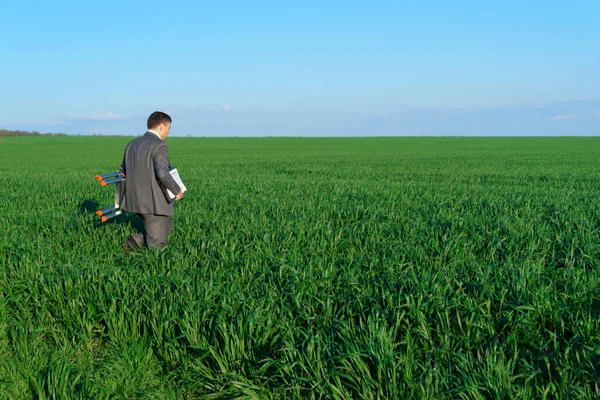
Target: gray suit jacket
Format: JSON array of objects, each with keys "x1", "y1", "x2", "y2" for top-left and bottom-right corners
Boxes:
[{"x1": 120, "y1": 132, "x2": 181, "y2": 216}]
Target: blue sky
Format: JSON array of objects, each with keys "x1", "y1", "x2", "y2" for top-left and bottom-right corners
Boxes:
[{"x1": 1, "y1": 0, "x2": 599, "y2": 136}]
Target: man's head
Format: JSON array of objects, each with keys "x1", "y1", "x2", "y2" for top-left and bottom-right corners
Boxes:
[{"x1": 147, "y1": 111, "x2": 172, "y2": 139}]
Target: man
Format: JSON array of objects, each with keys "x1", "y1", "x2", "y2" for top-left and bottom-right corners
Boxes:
[{"x1": 120, "y1": 111, "x2": 183, "y2": 251}]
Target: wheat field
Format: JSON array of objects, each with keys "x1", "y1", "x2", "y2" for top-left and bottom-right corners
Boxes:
[{"x1": 1, "y1": 136, "x2": 599, "y2": 398}]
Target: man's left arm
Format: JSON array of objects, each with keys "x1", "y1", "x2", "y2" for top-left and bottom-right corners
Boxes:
[{"x1": 153, "y1": 142, "x2": 181, "y2": 196}]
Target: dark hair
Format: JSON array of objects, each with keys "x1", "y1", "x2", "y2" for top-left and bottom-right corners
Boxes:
[{"x1": 147, "y1": 111, "x2": 172, "y2": 129}]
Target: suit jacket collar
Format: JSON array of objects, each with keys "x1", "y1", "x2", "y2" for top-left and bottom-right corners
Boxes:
[{"x1": 146, "y1": 130, "x2": 162, "y2": 140}]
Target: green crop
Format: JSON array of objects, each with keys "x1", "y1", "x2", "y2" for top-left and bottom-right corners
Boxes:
[{"x1": 1, "y1": 136, "x2": 599, "y2": 398}]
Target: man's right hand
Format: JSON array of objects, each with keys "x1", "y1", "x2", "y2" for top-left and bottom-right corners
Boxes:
[{"x1": 175, "y1": 189, "x2": 184, "y2": 201}]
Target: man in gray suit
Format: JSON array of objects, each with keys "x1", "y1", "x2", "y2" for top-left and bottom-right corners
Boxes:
[{"x1": 120, "y1": 111, "x2": 183, "y2": 251}]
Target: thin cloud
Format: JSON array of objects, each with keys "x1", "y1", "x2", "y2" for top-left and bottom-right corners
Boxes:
[
  {"x1": 207, "y1": 105, "x2": 233, "y2": 113},
  {"x1": 596, "y1": 109, "x2": 600, "y2": 116},
  {"x1": 4, "y1": 112, "x2": 125, "y2": 127},
  {"x1": 171, "y1": 104, "x2": 234, "y2": 114},
  {"x1": 4, "y1": 118, "x2": 66, "y2": 127},
  {"x1": 86, "y1": 112, "x2": 122, "y2": 121},
  {"x1": 552, "y1": 114, "x2": 578, "y2": 121}
]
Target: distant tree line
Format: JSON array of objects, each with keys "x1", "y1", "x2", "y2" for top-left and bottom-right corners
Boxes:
[
  {"x1": 0, "y1": 129, "x2": 133, "y2": 137},
  {"x1": 0, "y1": 129, "x2": 196, "y2": 137},
  {"x1": 0, "y1": 129, "x2": 69, "y2": 137}
]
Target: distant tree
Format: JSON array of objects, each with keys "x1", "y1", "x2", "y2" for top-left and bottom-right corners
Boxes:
[
  {"x1": 0, "y1": 129, "x2": 42, "y2": 137},
  {"x1": 0, "y1": 129, "x2": 135, "y2": 137},
  {"x1": 0, "y1": 129, "x2": 72, "y2": 137}
]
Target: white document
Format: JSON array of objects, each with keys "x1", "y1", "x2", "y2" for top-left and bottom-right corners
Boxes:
[{"x1": 167, "y1": 168, "x2": 186, "y2": 199}]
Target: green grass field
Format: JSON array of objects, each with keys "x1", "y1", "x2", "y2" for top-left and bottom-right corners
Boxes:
[{"x1": 1, "y1": 136, "x2": 599, "y2": 398}]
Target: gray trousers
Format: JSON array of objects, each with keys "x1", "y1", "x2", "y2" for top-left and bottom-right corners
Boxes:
[{"x1": 131, "y1": 214, "x2": 173, "y2": 250}]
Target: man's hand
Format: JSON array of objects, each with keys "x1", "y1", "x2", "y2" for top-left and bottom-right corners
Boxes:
[{"x1": 175, "y1": 189, "x2": 184, "y2": 201}]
